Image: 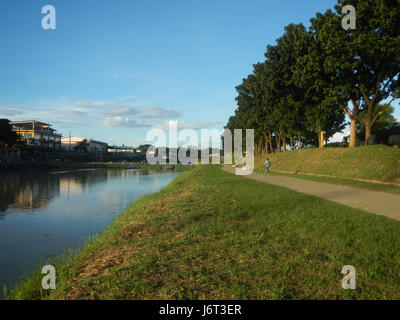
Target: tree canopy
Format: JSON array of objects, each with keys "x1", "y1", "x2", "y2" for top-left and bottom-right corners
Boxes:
[{"x1": 226, "y1": 0, "x2": 400, "y2": 154}]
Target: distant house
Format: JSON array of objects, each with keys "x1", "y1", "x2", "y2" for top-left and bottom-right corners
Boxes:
[
  {"x1": 61, "y1": 137, "x2": 108, "y2": 153},
  {"x1": 10, "y1": 120, "x2": 62, "y2": 149},
  {"x1": 107, "y1": 145, "x2": 135, "y2": 153},
  {"x1": 106, "y1": 145, "x2": 138, "y2": 161}
]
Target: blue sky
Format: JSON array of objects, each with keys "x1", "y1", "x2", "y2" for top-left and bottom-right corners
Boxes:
[{"x1": 0, "y1": 0, "x2": 398, "y2": 147}]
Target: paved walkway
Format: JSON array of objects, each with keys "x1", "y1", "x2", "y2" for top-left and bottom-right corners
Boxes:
[{"x1": 222, "y1": 166, "x2": 400, "y2": 221}]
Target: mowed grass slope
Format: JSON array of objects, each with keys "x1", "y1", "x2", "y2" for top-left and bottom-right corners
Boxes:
[
  {"x1": 8, "y1": 165, "x2": 400, "y2": 300},
  {"x1": 255, "y1": 145, "x2": 400, "y2": 182}
]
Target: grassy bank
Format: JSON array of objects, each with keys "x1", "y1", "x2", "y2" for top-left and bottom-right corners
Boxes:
[
  {"x1": 7, "y1": 165, "x2": 400, "y2": 299},
  {"x1": 254, "y1": 145, "x2": 400, "y2": 193}
]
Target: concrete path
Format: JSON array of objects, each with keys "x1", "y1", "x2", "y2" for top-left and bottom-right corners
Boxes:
[{"x1": 222, "y1": 166, "x2": 400, "y2": 221}]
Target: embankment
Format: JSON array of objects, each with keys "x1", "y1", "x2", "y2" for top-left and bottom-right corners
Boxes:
[{"x1": 255, "y1": 145, "x2": 400, "y2": 184}]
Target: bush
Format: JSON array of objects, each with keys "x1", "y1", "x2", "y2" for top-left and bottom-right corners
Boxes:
[
  {"x1": 326, "y1": 142, "x2": 346, "y2": 148},
  {"x1": 388, "y1": 135, "x2": 400, "y2": 147},
  {"x1": 367, "y1": 135, "x2": 376, "y2": 146}
]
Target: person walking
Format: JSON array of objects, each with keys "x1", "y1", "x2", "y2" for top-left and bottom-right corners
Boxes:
[{"x1": 265, "y1": 158, "x2": 271, "y2": 175}]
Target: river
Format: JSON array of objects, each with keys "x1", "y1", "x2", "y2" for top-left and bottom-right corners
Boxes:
[{"x1": 0, "y1": 168, "x2": 180, "y2": 295}]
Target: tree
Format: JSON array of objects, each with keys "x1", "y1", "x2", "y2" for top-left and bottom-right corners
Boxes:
[
  {"x1": 294, "y1": 10, "x2": 359, "y2": 148},
  {"x1": 265, "y1": 24, "x2": 311, "y2": 150},
  {"x1": 137, "y1": 144, "x2": 151, "y2": 153},
  {"x1": 73, "y1": 139, "x2": 89, "y2": 152},
  {"x1": 228, "y1": 22, "x2": 347, "y2": 152},
  {"x1": 233, "y1": 72, "x2": 265, "y2": 155},
  {"x1": 313, "y1": 1, "x2": 400, "y2": 146},
  {"x1": 279, "y1": 21, "x2": 347, "y2": 148},
  {"x1": 338, "y1": 0, "x2": 400, "y2": 143},
  {"x1": 324, "y1": 108, "x2": 347, "y2": 145},
  {"x1": 0, "y1": 119, "x2": 19, "y2": 147},
  {"x1": 226, "y1": 0, "x2": 399, "y2": 151},
  {"x1": 357, "y1": 103, "x2": 399, "y2": 144}
]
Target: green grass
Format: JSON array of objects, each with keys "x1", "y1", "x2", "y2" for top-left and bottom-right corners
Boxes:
[
  {"x1": 7, "y1": 165, "x2": 400, "y2": 300},
  {"x1": 255, "y1": 145, "x2": 400, "y2": 182}
]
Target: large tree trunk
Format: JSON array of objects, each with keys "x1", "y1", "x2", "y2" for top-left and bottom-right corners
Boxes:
[
  {"x1": 281, "y1": 133, "x2": 286, "y2": 151},
  {"x1": 349, "y1": 118, "x2": 357, "y2": 148},
  {"x1": 263, "y1": 133, "x2": 269, "y2": 154},
  {"x1": 342, "y1": 100, "x2": 360, "y2": 148},
  {"x1": 362, "y1": 92, "x2": 381, "y2": 145},
  {"x1": 365, "y1": 123, "x2": 372, "y2": 145},
  {"x1": 317, "y1": 131, "x2": 321, "y2": 148},
  {"x1": 275, "y1": 132, "x2": 281, "y2": 153},
  {"x1": 297, "y1": 131, "x2": 302, "y2": 149},
  {"x1": 319, "y1": 131, "x2": 324, "y2": 148},
  {"x1": 363, "y1": 97, "x2": 382, "y2": 145},
  {"x1": 290, "y1": 137, "x2": 294, "y2": 150}
]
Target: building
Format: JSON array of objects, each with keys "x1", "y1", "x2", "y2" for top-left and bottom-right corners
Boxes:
[
  {"x1": 106, "y1": 145, "x2": 143, "y2": 161},
  {"x1": 61, "y1": 137, "x2": 108, "y2": 153},
  {"x1": 107, "y1": 145, "x2": 136, "y2": 153},
  {"x1": 10, "y1": 120, "x2": 62, "y2": 149}
]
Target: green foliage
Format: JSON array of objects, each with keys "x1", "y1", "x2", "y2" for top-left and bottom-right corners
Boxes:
[
  {"x1": 227, "y1": 0, "x2": 400, "y2": 150},
  {"x1": 136, "y1": 144, "x2": 151, "y2": 152},
  {"x1": 0, "y1": 119, "x2": 19, "y2": 147},
  {"x1": 357, "y1": 104, "x2": 400, "y2": 143}
]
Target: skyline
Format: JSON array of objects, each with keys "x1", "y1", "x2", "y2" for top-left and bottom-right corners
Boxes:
[{"x1": 0, "y1": 0, "x2": 398, "y2": 147}]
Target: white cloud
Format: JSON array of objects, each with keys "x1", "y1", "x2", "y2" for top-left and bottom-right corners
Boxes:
[
  {"x1": 134, "y1": 106, "x2": 182, "y2": 119},
  {"x1": 0, "y1": 105, "x2": 24, "y2": 117},
  {"x1": 120, "y1": 95, "x2": 136, "y2": 101},
  {"x1": 98, "y1": 105, "x2": 182, "y2": 120},
  {"x1": 100, "y1": 117, "x2": 151, "y2": 129},
  {"x1": 2, "y1": 97, "x2": 188, "y2": 133},
  {"x1": 154, "y1": 120, "x2": 220, "y2": 131},
  {"x1": 100, "y1": 106, "x2": 138, "y2": 116}
]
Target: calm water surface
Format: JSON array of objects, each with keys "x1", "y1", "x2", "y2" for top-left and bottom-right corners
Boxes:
[{"x1": 0, "y1": 168, "x2": 180, "y2": 293}]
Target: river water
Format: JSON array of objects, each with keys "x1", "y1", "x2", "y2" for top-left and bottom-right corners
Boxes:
[{"x1": 0, "y1": 168, "x2": 180, "y2": 294}]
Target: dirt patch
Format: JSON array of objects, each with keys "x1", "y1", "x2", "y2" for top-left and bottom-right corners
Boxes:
[
  {"x1": 65, "y1": 247, "x2": 136, "y2": 299},
  {"x1": 120, "y1": 221, "x2": 146, "y2": 237}
]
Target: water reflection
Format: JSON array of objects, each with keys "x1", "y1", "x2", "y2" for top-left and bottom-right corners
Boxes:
[
  {"x1": 0, "y1": 168, "x2": 180, "y2": 294},
  {"x1": 0, "y1": 173, "x2": 60, "y2": 213},
  {"x1": 0, "y1": 169, "x2": 161, "y2": 214}
]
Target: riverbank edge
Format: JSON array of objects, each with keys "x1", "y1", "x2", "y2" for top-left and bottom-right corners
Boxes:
[
  {"x1": 0, "y1": 162, "x2": 194, "y2": 174},
  {"x1": 4, "y1": 167, "x2": 192, "y2": 300}
]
